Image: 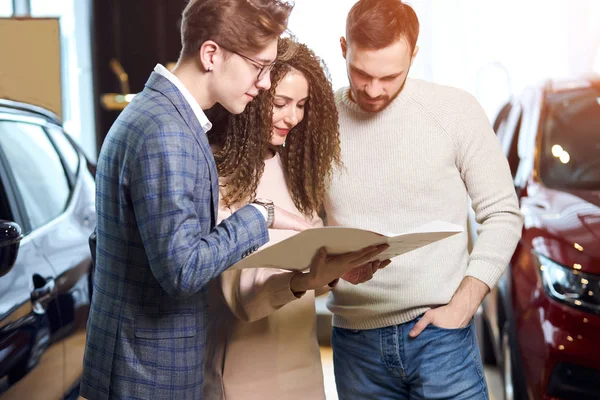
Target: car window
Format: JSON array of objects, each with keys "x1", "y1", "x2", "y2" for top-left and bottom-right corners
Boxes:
[
  {"x1": 540, "y1": 86, "x2": 600, "y2": 190},
  {"x1": 495, "y1": 102, "x2": 522, "y2": 179},
  {"x1": 0, "y1": 120, "x2": 70, "y2": 233},
  {"x1": 506, "y1": 114, "x2": 522, "y2": 179},
  {"x1": 46, "y1": 125, "x2": 80, "y2": 177},
  {"x1": 493, "y1": 102, "x2": 513, "y2": 136},
  {"x1": 0, "y1": 177, "x2": 12, "y2": 222}
]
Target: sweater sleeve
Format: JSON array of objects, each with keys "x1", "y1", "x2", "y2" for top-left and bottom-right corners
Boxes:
[
  {"x1": 216, "y1": 199, "x2": 300, "y2": 322},
  {"x1": 216, "y1": 176, "x2": 329, "y2": 321},
  {"x1": 454, "y1": 92, "x2": 524, "y2": 288},
  {"x1": 219, "y1": 267, "x2": 301, "y2": 323}
]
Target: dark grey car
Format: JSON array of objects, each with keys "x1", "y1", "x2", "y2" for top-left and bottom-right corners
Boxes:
[{"x1": 0, "y1": 99, "x2": 95, "y2": 399}]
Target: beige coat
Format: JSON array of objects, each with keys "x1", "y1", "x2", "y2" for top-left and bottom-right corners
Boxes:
[{"x1": 204, "y1": 153, "x2": 328, "y2": 400}]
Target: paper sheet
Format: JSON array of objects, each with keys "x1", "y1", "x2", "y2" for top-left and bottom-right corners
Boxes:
[{"x1": 230, "y1": 220, "x2": 463, "y2": 271}]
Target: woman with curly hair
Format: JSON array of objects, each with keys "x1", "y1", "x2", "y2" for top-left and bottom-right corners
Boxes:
[{"x1": 203, "y1": 38, "x2": 390, "y2": 400}]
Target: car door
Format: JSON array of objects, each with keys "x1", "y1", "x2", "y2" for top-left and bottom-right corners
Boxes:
[
  {"x1": 474, "y1": 99, "x2": 525, "y2": 363},
  {"x1": 486, "y1": 100, "x2": 523, "y2": 348},
  {"x1": 0, "y1": 117, "x2": 66, "y2": 399},
  {"x1": 39, "y1": 123, "x2": 95, "y2": 396}
]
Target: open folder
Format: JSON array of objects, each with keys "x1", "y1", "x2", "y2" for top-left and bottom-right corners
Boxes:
[{"x1": 230, "y1": 220, "x2": 463, "y2": 271}]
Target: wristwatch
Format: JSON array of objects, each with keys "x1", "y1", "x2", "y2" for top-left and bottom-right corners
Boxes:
[{"x1": 253, "y1": 198, "x2": 274, "y2": 228}]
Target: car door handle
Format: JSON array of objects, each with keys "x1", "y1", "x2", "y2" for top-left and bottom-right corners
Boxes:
[{"x1": 31, "y1": 275, "x2": 56, "y2": 314}]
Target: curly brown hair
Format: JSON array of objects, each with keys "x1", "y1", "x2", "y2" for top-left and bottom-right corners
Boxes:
[{"x1": 208, "y1": 38, "x2": 341, "y2": 216}]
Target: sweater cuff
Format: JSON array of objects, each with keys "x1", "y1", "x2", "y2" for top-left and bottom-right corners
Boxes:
[
  {"x1": 266, "y1": 271, "x2": 304, "y2": 306},
  {"x1": 465, "y1": 260, "x2": 505, "y2": 289}
]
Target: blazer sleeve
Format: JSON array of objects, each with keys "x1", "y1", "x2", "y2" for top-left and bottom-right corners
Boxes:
[{"x1": 129, "y1": 124, "x2": 269, "y2": 299}]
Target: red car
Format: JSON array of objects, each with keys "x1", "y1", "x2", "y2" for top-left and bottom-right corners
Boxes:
[{"x1": 476, "y1": 76, "x2": 600, "y2": 400}]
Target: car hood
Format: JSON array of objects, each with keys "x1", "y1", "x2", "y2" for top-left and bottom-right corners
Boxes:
[{"x1": 521, "y1": 183, "x2": 600, "y2": 274}]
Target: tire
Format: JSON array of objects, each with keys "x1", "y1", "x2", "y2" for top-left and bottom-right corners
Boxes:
[
  {"x1": 480, "y1": 318, "x2": 497, "y2": 366},
  {"x1": 501, "y1": 322, "x2": 527, "y2": 400},
  {"x1": 475, "y1": 307, "x2": 497, "y2": 366}
]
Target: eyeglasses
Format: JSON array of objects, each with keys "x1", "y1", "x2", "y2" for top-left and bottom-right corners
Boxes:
[{"x1": 223, "y1": 46, "x2": 276, "y2": 81}]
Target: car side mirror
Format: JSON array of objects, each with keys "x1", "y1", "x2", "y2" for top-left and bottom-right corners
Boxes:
[{"x1": 0, "y1": 220, "x2": 23, "y2": 278}]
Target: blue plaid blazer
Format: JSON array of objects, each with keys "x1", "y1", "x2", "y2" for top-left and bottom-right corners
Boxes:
[{"x1": 80, "y1": 72, "x2": 268, "y2": 400}]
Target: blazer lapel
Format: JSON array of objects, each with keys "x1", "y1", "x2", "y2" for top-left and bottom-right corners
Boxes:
[{"x1": 145, "y1": 72, "x2": 219, "y2": 224}]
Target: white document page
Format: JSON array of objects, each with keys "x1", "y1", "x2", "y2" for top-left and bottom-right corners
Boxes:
[{"x1": 230, "y1": 220, "x2": 463, "y2": 271}]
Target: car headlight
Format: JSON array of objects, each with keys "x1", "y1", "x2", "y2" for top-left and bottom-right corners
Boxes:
[{"x1": 537, "y1": 254, "x2": 600, "y2": 315}]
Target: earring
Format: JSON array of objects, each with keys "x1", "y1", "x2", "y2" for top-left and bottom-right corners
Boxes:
[{"x1": 207, "y1": 67, "x2": 213, "y2": 72}]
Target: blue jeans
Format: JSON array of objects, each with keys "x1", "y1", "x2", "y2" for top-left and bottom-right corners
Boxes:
[{"x1": 332, "y1": 317, "x2": 489, "y2": 400}]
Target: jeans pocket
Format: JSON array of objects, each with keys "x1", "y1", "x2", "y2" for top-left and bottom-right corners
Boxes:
[{"x1": 429, "y1": 319, "x2": 473, "y2": 332}]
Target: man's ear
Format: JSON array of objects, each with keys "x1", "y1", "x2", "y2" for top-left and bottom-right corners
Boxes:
[
  {"x1": 410, "y1": 45, "x2": 420, "y2": 67},
  {"x1": 340, "y1": 36, "x2": 348, "y2": 59},
  {"x1": 199, "y1": 40, "x2": 219, "y2": 72}
]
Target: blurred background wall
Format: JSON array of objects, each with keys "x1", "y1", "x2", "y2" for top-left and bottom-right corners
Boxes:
[{"x1": 1, "y1": 0, "x2": 599, "y2": 156}]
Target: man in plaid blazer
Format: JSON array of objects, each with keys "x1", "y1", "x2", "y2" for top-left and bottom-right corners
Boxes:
[{"x1": 80, "y1": 1, "x2": 301, "y2": 399}]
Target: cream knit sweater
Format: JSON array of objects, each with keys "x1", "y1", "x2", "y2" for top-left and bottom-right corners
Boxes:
[{"x1": 324, "y1": 78, "x2": 524, "y2": 330}]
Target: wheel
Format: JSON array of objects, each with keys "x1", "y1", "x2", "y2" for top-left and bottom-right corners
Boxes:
[
  {"x1": 501, "y1": 322, "x2": 528, "y2": 400},
  {"x1": 502, "y1": 328, "x2": 515, "y2": 400},
  {"x1": 479, "y1": 318, "x2": 497, "y2": 366}
]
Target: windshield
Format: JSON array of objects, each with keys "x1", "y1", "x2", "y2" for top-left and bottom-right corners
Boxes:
[{"x1": 540, "y1": 86, "x2": 600, "y2": 190}]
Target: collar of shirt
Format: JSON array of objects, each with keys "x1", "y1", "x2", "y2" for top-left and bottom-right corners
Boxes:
[{"x1": 153, "y1": 64, "x2": 212, "y2": 132}]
